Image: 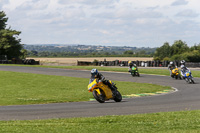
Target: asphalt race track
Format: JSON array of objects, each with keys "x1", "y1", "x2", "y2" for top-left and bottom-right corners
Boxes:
[{"x1": 0, "y1": 66, "x2": 200, "y2": 121}]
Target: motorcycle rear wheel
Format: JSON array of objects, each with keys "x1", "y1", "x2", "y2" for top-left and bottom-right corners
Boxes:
[
  {"x1": 114, "y1": 90, "x2": 122, "y2": 102},
  {"x1": 93, "y1": 89, "x2": 105, "y2": 103}
]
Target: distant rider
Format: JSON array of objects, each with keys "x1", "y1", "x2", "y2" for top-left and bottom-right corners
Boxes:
[
  {"x1": 168, "y1": 61, "x2": 177, "y2": 77},
  {"x1": 128, "y1": 61, "x2": 138, "y2": 71},
  {"x1": 180, "y1": 65, "x2": 190, "y2": 78},
  {"x1": 180, "y1": 60, "x2": 191, "y2": 79},
  {"x1": 128, "y1": 61, "x2": 133, "y2": 71},
  {"x1": 90, "y1": 69, "x2": 117, "y2": 95}
]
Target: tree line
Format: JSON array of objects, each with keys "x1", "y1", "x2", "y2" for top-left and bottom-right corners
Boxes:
[
  {"x1": 153, "y1": 40, "x2": 200, "y2": 62},
  {"x1": 26, "y1": 45, "x2": 155, "y2": 57},
  {"x1": 26, "y1": 51, "x2": 153, "y2": 57}
]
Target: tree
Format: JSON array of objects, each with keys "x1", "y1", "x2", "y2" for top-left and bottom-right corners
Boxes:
[
  {"x1": 153, "y1": 40, "x2": 200, "y2": 62},
  {"x1": 154, "y1": 42, "x2": 171, "y2": 60},
  {"x1": 190, "y1": 44, "x2": 200, "y2": 52},
  {"x1": 171, "y1": 40, "x2": 189, "y2": 55},
  {"x1": 123, "y1": 50, "x2": 133, "y2": 55},
  {"x1": 0, "y1": 11, "x2": 8, "y2": 30},
  {"x1": 0, "y1": 11, "x2": 26, "y2": 60}
]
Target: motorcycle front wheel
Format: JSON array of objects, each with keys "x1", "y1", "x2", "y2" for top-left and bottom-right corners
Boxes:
[
  {"x1": 93, "y1": 89, "x2": 105, "y2": 103},
  {"x1": 114, "y1": 90, "x2": 122, "y2": 102},
  {"x1": 137, "y1": 72, "x2": 140, "y2": 77},
  {"x1": 189, "y1": 79, "x2": 195, "y2": 84},
  {"x1": 131, "y1": 72, "x2": 135, "y2": 77},
  {"x1": 192, "y1": 79, "x2": 195, "y2": 84}
]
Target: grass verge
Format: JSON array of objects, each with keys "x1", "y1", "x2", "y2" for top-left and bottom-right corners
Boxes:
[
  {"x1": 0, "y1": 110, "x2": 200, "y2": 132},
  {"x1": 0, "y1": 71, "x2": 170, "y2": 105}
]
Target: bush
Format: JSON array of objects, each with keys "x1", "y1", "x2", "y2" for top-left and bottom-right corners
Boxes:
[
  {"x1": 170, "y1": 50, "x2": 200, "y2": 62},
  {"x1": 170, "y1": 54, "x2": 186, "y2": 61},
  {"x1": 162, "y1": 57, "x2": 170, "y2": 61},
  {"x1": 186, "y1": 50, "x2": 200, "y2": 62},
  {"x1": 153, "y1": 57, "x2": 161, "y2": 61}
]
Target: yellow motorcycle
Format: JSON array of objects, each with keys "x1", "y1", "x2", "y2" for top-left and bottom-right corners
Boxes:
[
  {"x1": 171, "y1": 68, "x2": 182, "y2": 79},
  {"x1": 88, "y1": 79, "x2": 122, "y2": 103}
]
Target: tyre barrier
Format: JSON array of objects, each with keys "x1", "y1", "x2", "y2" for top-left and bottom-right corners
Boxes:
[
  {"x1": 23, "y1": 59, "x2": 39, "y2": 65},
  {"x1": 77, "y1": 60, "x2": 200, "y2": 68},
  {"x1": 0, "y1": 60, "x2": 11, "y2": 64},
  {"x1": 0, "y1": 59, "x2": 39, "y2": 65}
]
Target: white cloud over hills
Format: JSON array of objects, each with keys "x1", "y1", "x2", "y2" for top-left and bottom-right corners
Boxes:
[{"x1": 1, "y1": 0, "x2": 200, "y2": 47}]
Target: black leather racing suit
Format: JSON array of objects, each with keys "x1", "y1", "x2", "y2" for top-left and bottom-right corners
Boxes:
[{"x1": 89, "y1": 73, "x2": 117, "y2": 94}]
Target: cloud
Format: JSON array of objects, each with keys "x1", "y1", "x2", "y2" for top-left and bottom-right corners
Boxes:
[
  {"x1": 175, "y1": 9, "x2": 199, "y2": 18},
  {"x1": 0, "y1": 0, "x2": 9, "y2": 8},
  {"x1": 147, "y1": 5, "x2": 160, "y2": 10},
  {"x1": 93, "y1": 8, "x2": 163, "y2": 21},
  {"x1": 0, "y1": 0, "x2": 8, "y2": 4},
  {"x1": 58, "y1": 0, "x2": 119, "y2": 5},
  {"x1": 171, "y1": 0, "x2": 188, "y2": 6},
  {"x1": 16, "y1": 0, "x2": 49, "y2": 10},
  {"x1": 1, "y1": 0, "x2": 200, "y2": 47}
]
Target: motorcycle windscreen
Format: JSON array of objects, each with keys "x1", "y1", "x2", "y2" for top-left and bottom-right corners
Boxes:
[{"x1": 88, "y1": 79, "x2": 97, "y2": 91}]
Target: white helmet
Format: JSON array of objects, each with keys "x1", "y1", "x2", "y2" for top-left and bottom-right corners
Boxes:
[
  {"x1": 180, "y1": 60, "x2": 185, "y2": 64},
  {"x1": 170, "y1": 61, "x2": 173, "y2": 65}
]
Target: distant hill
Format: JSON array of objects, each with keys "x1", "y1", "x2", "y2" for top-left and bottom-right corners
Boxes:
[{"x1": 24, "y1": 44, "x2": 156, "y2": 57}]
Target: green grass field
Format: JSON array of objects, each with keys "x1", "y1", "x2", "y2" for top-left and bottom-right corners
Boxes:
[
  {"x1": 0, "y1": 71, "x2": 170, "y2": 105},
  {"x1": 0, "y1": 65, "x2": 199, "y2": 132},
  {"x1": 0, "y1": 110, "x2": 200, "y2": 133}
]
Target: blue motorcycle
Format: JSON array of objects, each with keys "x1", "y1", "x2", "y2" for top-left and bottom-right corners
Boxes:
[{"x1": 183, "y1": 70, "x2": 195, "y2": 84}]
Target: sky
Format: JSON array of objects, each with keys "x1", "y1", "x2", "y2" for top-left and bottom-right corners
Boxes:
[{"x1": 0, "y1": 0, "x2": 200, "y2": 47}]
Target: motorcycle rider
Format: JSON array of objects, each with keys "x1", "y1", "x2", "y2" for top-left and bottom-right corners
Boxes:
[
  {"x1": 128, "y1": 61, "x2": 138, "y2": 72},
  {"x1": 168, "y1": 61, "x2": 177, "y2": 77},
  {"x1": 180, "y1": 65, "x2": 190, "y2": 78},
  {"x1": 180, "y1": 60, "x2": 192, "y2": 79},
  {"x1": 90, "y1": 68, "x2": 117, "y2": 96},
  {"x1": 128, "y1": 61, "x2": 133, "y2": 72}
]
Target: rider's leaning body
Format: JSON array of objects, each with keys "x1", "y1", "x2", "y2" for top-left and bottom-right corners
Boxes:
[
  {"x1": 128, "y1": 61, "x2": 138, "y2": 72},
  {"x1": 168, "y1": 61, "x2": 177, "y2": 70},
  {"x1": 180, "y1": 60, "x2": 192, "y2": 78},
  {"x1": 90, "y1": 69, "x2": 117, "y2": 95},
  {"x1": 168, "y1": 61, "x2": 178, "y2": 77},
  {"x1": 180, "y1": 65, "x2": 190, "y2": 77}
]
